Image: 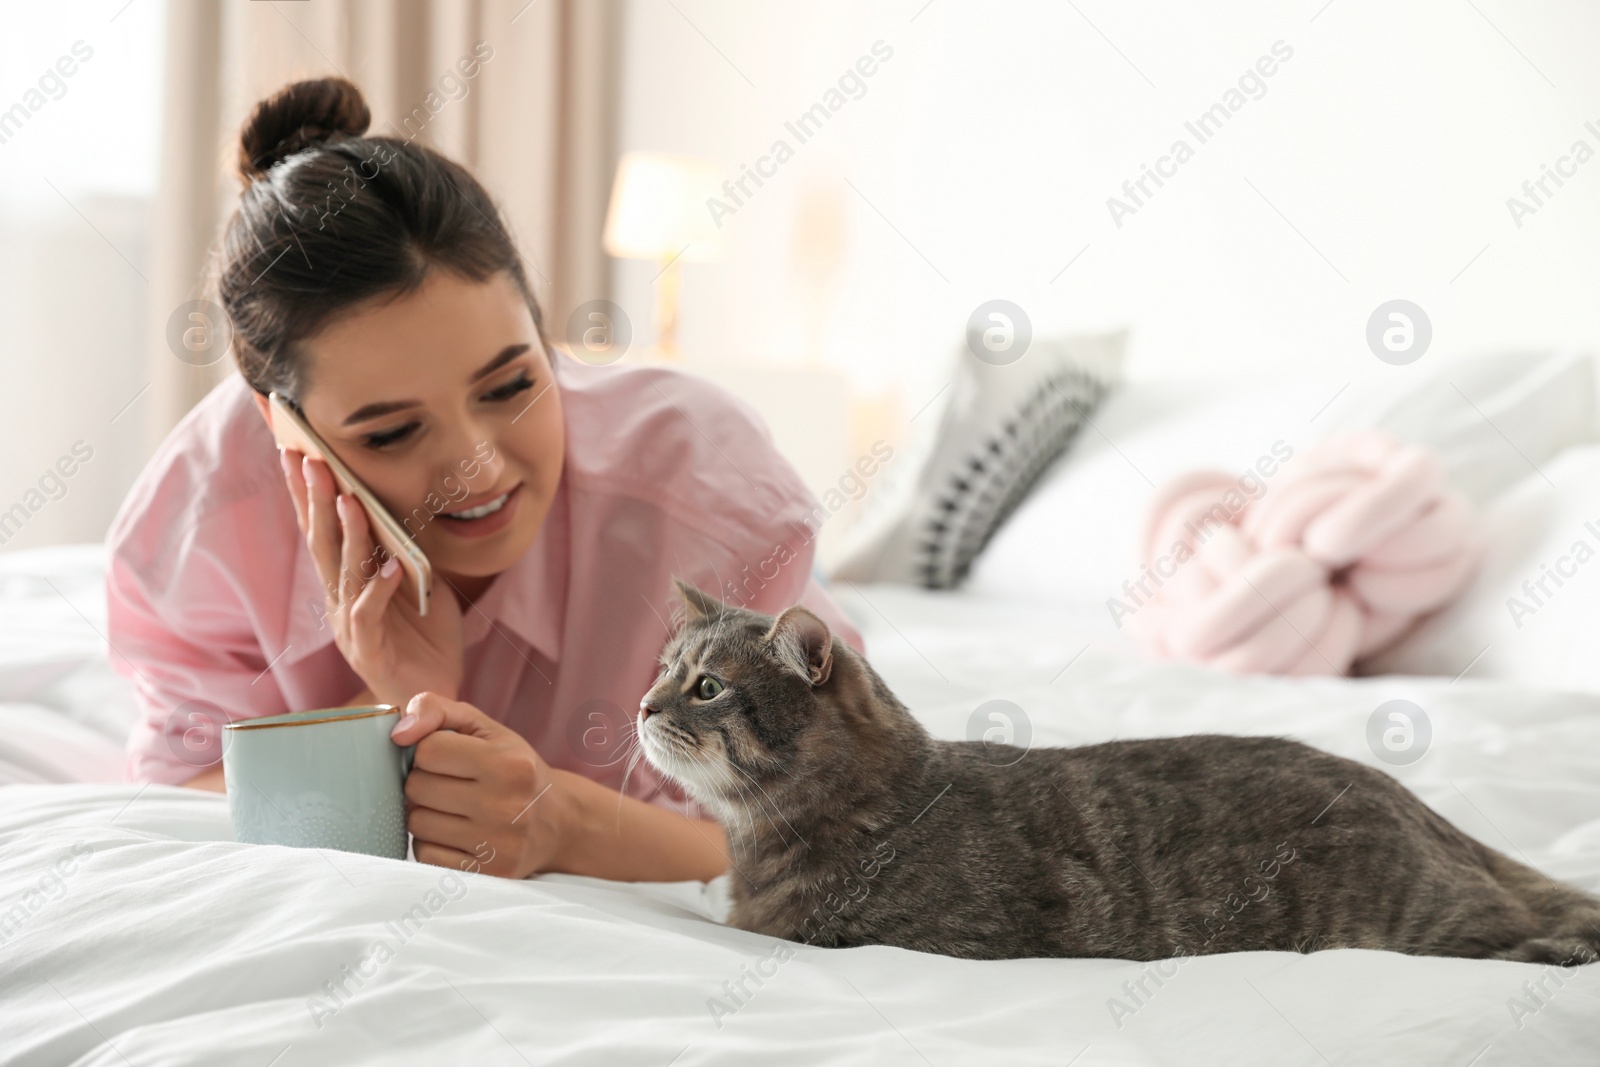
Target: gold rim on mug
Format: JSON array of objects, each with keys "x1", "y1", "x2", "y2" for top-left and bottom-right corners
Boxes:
[{"x1": 224, "y1": 704, "x2": 397, "y2": 732}]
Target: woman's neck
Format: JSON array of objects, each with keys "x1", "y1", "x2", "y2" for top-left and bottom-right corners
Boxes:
[{"x1": 443, "y1": 571, "x2": 495, "y2": 610}]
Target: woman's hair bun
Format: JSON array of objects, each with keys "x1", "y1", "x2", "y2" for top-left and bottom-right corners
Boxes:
[{"x1": 237, "y1": 76, "x2": 371, "y2": 182}]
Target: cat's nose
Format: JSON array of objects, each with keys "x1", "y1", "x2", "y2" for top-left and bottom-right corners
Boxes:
[{"x1": 639, "y1": 699, "x2": 660, "y2": 719}]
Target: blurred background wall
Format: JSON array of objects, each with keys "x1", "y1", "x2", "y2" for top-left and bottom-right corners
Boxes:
[
  {"x1": 610, "y1": 0, "x2": 1600, "y2": 400},
  {"x1": 2, "y1": 0, "x2": 1598, "y2": 551}
]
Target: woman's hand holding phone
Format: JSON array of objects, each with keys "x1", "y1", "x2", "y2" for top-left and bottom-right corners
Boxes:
[{"x1": 280, "y1": 449, "x2": 466, "y2": 708}]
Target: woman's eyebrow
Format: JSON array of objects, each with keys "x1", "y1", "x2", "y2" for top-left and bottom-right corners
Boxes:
[
  {"x1": 342, "y1": 344, "x2": 533, "y2": 426},
  {"x1": 343, "y1": 399, "x2": 420, "y2": 426},
  {"x1": 469, "y1": 343, "x2": 530, "y2": 383}
]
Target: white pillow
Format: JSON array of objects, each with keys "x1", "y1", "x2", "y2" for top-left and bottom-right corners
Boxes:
[
  {"x1": 1363, "y1": 443, "x2": 1600, "y2": 689},
  {"x1": 966, "y1": 349, "x2": 1598, "y2": 627},
  {"x1": 1321, "y1": 347, "x2": 1597, "y2": 506},
  {"x1": 964, "y1": 376, "x2": 1332, "y2": 619}
]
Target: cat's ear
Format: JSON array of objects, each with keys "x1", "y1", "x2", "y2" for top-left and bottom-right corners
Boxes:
[
  {"x1": 765, "y1": 606, "x2": 833, "y2": 687},
  {"x1": 671, "y1": 577, "x2": 725, "y2": 627}
]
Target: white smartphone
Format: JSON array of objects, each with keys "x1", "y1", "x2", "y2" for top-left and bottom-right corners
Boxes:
[{"x1": 268, "y1": 391, "x2": 432, "y2": 616}]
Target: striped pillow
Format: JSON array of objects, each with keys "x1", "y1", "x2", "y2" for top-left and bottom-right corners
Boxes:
[{"x1": 829, "y1": 330, "x2": 1125, "y2": 589}]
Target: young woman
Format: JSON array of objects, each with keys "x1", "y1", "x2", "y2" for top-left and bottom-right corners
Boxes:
[{"x1": 106, "y1": 77, "x2": 863, "y2": 883}]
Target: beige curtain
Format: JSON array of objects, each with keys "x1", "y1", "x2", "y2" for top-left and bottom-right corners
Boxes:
[{"x1": 145, "y1": 0, "x2": 619, "y2": 447}]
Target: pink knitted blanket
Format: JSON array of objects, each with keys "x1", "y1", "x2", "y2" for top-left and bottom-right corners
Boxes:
[{"x1": 1128, "y1": 430, "x2": 1480, "y2": 675}]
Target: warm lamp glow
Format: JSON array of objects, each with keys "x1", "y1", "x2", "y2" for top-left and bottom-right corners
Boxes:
[
  {"x1": 603, "y1": 152, "x2": 726, "y2": 262},
  {"x1": 602, "y1": 152, "x2": 726, "y2": 360}
]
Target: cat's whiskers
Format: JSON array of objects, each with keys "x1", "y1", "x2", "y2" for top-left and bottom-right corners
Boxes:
[
  {"x1": 613, "y1": 720, "x2": 648, "y2": 832},
  {"x1": 626, "y1": 722, "x2": 752, "y2": 864},
  {"x1": 702, "y1": 758, "x2": 760, "y2": 844},
  {"x1": 725, "y1": 757, "x2": 810, "y2": 850},
  {"x1": 707, "y1": 750, "x2": 800, "y2": 851},
  {"x1": 724, "y1": 769, "x2": 789, "y2": 848},
  {"x1": 637, "y1": 719, "x2": 685, "y2": 779},
  {"x1": 642, "y1": 716, "x2": 745, "y2": 833}
]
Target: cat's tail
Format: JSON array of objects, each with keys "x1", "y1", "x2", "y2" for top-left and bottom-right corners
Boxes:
[
  {"x1": 1493, "y1": 923, "x2": 1600, "y2": 966},
  {"x1": 1484, "y1": 851, "x2": 1600, "y2": 966}
]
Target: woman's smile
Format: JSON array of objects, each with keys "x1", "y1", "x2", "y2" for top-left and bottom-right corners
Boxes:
[{"x1": 438, "y1": 482, "x2": 522, "y2": 538}]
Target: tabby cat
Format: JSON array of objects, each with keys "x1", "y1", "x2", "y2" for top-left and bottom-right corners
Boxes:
[{"x1": 637, "y1": 580, "x2": 1600, "y2": 965}]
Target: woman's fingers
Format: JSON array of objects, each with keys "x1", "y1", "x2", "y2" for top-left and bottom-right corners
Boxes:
[
  {"x1": 335, "y1": 493, "x2": 377, "y2": 607},
  {"x1": 279, "y1": 448, "x2": 309, "y2": 532},
  {"x1": 349, "y1": 548, "x2": 402, "y2": 647},
  {"x1": 405, "y1": 727, "x2": 491, "y2": 779},
  {"x1": 397, "y1": 691, "x2": 508, "y2": 744},
  {"x1": 404, "y1": 767, "x2": 480, "y2": 817},
  {"x1": 405, "y1": 805, "x2": 475, "y2": 847},
  {"x1": 412, "y1": 837, "x2": 481, "y2": 872},
  {"x1": 302, "y1": 456, "x2": 344, "y2": 608}
]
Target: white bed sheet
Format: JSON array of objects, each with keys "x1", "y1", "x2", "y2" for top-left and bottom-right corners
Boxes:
[
  {"x1": 3, "y1": 556, "x2": 1600, "y2": 1064},
  {"x1": 0, "y1": 544, "x2": 134, "y2": 786}
]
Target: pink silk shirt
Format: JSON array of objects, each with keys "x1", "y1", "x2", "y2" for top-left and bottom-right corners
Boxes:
[{"x1": 106, "y1": 349, "x2": 865, "y2": 823}]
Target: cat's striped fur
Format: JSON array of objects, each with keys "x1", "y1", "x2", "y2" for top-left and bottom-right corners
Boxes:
[{"x1": 638, "y1": 581, "x2": 1600, "y2": 964}]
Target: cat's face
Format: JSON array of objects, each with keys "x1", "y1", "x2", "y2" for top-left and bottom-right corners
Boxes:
[{"x1": 637, "y1": 580, "x2": 836, "y2": 807}]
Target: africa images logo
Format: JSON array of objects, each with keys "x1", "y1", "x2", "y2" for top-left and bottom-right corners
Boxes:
[
  {"x1": 0, "y1": 39, "x2": 94, "y2": 148},
  {"x1": 1105, "y1": 40, "x2": 1294, "y2": 228},
  {"x1": 705, "y1": 40, "x2": 894, "y2": 228}
]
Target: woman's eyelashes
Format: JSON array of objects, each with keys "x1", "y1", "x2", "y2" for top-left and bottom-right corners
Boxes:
[
  {"x1": 481, "y1": 372, "x2": 535, "y2": 403},
  {"x1": 364, "y1": 421, "x2": 420, "y2": 449},
  {"x1": 360, "y1": 373, "x2": 538, "y2": 449}
]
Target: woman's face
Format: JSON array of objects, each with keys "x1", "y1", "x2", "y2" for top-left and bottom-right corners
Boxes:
[{"x1": 258, "y1": 268, "x2": 565, "y2": 586}]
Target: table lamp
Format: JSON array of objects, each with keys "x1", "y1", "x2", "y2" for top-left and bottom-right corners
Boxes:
[{"x1": 602, "y1": 151, "x2": 726, "y2": 360}]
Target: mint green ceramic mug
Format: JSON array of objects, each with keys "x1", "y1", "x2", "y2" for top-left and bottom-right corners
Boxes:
[{"x1": 222, "y1": 705, "x2": 416, "y2": 860}]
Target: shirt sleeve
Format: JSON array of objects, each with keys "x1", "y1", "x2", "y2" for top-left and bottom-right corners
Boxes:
[{"x1": 107, "y1": 545, "x2": 287, "y2": 785}]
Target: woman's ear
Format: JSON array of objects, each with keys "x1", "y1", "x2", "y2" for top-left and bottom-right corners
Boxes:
[
  {"x1": 765, "y1": 606, "x2": 832, "y2": 686},
  {"x1": 671, "y1": 577, "x2": 725, "y2": 627}
]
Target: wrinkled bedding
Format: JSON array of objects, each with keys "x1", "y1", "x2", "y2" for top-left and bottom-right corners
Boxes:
[{"x1": 2, "y1": 547, "x2": 1598, "y2": 1065}]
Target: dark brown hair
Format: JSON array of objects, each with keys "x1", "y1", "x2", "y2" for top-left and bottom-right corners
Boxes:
[{"x1": 219, "y1": 76, "x2": 543, "y2": 400}]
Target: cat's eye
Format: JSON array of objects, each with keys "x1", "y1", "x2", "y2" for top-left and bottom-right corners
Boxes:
[{"x1": 696, "y1": 675, "x2": 724, "y2": 700}]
